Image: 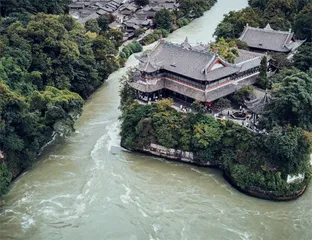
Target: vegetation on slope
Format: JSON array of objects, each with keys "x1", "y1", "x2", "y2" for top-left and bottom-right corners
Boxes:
[
  {"x1": 119, "y1": 94, "x2": 312, "y2": 197},
  {"x1": 0, "y1": 10, "x2": 122, "y2": 196}
]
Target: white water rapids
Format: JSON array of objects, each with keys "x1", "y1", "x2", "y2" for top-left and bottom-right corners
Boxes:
[{"x1": 1, "y1": 1, "x2": 312, "y2": 239}]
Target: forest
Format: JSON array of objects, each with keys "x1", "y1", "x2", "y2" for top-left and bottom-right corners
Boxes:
[{"x1": 0, "y1": 1, "x2": 122, "y2": 196}]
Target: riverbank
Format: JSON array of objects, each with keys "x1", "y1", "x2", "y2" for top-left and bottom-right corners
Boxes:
[
  {"x1": 119, "y1": 98, "x2": 311, "y2": 201},
  {"x1": 122, "y1": 142, "x2": 309, "y2": 201}
]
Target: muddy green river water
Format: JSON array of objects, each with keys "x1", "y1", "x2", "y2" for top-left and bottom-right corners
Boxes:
[{"x1": 1, "y1": 1, "x2": 311, "y2": 239}]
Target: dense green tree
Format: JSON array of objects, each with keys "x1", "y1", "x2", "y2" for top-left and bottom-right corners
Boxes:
[
  {"x1": 85, "y1": 19, "x2": 101, "y2": 34},
  {"x1": 214, "y1": 7, "x2": 261, "y2": 39},
  {"x1": 265, "y1": 71, "x2": 312, "y2": 130},
  {"x1": 256, "y1": 56, "x2": 269, "y2": 89},
  {"x1": 248, "y1": 0, "x2": 269, "y2": 10},
  {"x1": 97, "y1": 15, "x2": 110, "y2": 33},
  {"x1": 154, "y1": 9, "x2": 173, "y2": 31},
  {"x1": 263, "y1": 126, "x2": 312, "y2": 173},
  {"x1": 178, "y1": 0, "x2": 217, "y2": 18},
  {"x1": 0, "y1": 0, "x2": 69, "y2": 16},
  {"x1": 293, "y1": 3, "x2": 312, "y2": 42},
  {"x1": 107, "y1": 29, "x2": 124, "y2": 47},
  {"x1": 293, "y1": 43, "x2": 312, "y2": 72},
  {"x1": 231, "y1": 86, "x2": 254, "y2": 105},
  {"x1": 209, "y1": 38, "x2": 239, "y2": 63},
  {"x1": 262, "y1": 0, "x2": 295, "y2": 30},
  {"x1": 0, "y1": 11, "x2": 119, "y2": 196},
  {"x1": 0, "y1": 162, "x2": 12, "y2": 196}
]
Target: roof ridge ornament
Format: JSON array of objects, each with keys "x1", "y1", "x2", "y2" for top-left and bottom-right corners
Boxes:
[
  {"x1": 181, "y1": 36, "x2": 192, "y2": 50},
  {"x1": 265, "y1": 23, "x2": 273, "y2": 30}
]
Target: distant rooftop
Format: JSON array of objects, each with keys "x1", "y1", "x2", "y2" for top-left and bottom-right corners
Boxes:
[{"x1": 239, "y1": 24, "x2": 305, "y2": 53}]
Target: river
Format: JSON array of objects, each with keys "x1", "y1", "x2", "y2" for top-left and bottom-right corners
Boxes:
[{"x1": 1, "y1": 0, "x2": 312, "y2": 239}]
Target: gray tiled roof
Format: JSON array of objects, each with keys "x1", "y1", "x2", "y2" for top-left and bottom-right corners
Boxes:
[
  {"x1": 239, "y1": 24, "x2": 303, "y2": 53},
  {"x1": 235, "y1": 49, "x2": 270, "y2": 73},
  {"x1": 245, "y1": 91, "x2": 271, "y2": 114},
  {"x1": 235, "y1": 49, "x2": 264, "y2": 63},
  {"x1": 137, "y1": 40, "x2": 241, "y2": 82},
  {"x1": 77, "y1": 12, "x2": 99, "y2": 25}
]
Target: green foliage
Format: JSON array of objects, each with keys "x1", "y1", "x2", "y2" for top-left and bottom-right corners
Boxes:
[
  {"x1": 264, "y1": 71, "x2": 312, "y2": 130},
  {"x1": 209, "y1": 38, "x2": 239, "y2": 63},
  {"x1": 134, "y1": 28, "x2": 145, "y2": 37},
  {"x1": 232, "y1": 86, "x2": 254, "y2": 105},
  {"x1": 119, "y1": 70, "x2": 138, "y2": 109},
  {"x1": 263, "y1": 126, "x2": 310, "y2": 173},
  {"x1": 97, "y1": 14, "x2": 110, "y2": 33},
  {"x1": 177, "y1": 18, "x2": 191, "y2": 28},
  {"x1": 178, "y1": 0, "x2": 217, "y2": 18},
  {"x1": 0, "y1": 0, "x2": 69, "y2": 16},
  {"x1": 270, "y1": 52, "x2": 292, "y2": 69},
  {"x1": 191, "y1": 101, "x2": 205, "y2": 113},
  {"x1": 155, "y1": 9, "x2": 173, "y2": 31},
  {"x1": 0, "y1": 12, "x2": 118, "y2": 196},
  {"x1": 85, "y1": 19, "x2": 100, "y2": 34},
  {"x1": 140, "y1": 29, "x2": 169, "y2": 45},
  {"x1": 120, "y1": 96, "x2": 312, "y2": 196},
  {"x1": 256, "y1": 56, "x2": 269, "y2": 89},
  {"x1": 106, "y1": 29, "x2": 124, "y2": 48},
  {"x1": 0, "y1": 162, "x2": 12, "y2": 196},
  {"x1": 294, "y1": 43, "x2": 312, "y2": 72},
  {"x1": 119, "y1": 41, "x2": 143, "y2": 60},
  {"x1": 293, "y1": 3, "x2": 312, "y2": 41},
  {"x1": 214, "y1": 7, "x2": 261, "y2": 40}
]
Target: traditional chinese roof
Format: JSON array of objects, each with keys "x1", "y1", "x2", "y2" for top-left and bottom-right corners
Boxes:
[
  {"x1": 245, "y1": 90, "x2": 271, "y2": 114},
  {"x1": 136, "y1": 40, "x2": 241, "y2": 82},
  {"x1": 239, "y1": 24, "x2": 305, "y2": 53},
  {"x1": 235, "y1": 49, "x2": 268, "y2": 73},
  {"x1": 180, "y1": 37, "x2": 192, "y2": 49}
]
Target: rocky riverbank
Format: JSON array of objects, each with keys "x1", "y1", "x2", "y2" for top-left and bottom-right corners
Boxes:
[{"x1": 123, "y1": 142, "x2": 308, "y2": 201}]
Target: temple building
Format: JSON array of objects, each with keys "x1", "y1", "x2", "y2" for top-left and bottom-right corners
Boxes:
[
  {"x1": 239, "y1": 24, "x2": 305, "y2": 58},
  {"x1": 129, "y1": 38, "x2": 268, "y2": 106}
]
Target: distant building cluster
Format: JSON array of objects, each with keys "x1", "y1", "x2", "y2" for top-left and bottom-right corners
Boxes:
[{"x1": 69, "y1": 0, "x2": 178, "y2": 39}]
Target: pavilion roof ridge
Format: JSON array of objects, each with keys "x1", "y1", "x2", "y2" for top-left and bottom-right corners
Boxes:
[
  {"x1": 235, "y1": 55, "x2": 262, "y2": 66},
  {"x1": 243, "y1": 24, "x2": 294, "y2": 37},
  {"x1": 160, "y1": 39, "x2": 215, "y2": 57}
]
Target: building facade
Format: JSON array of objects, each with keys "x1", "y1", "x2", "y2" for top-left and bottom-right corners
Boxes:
[{"x1": 129, "y1": 39, "x2": 267, "y2": 106}]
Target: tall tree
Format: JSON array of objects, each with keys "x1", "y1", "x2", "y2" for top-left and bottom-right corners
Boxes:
[
  {"x1": 85, "y1": 19, "x2": 101, "y2": 34},
  {"x1": 154, "y1": 9, "x2": 173, "y2": 31},
  {"x1": 294, "y1": 43, "x2": 312, "y2": 72},
  {"x1": 214, "y1": 7, "x2": 261, "y2": 39},
  {"x1": 265, "y1": 71, "x2": 312, "y2": 130},
  {"x1": 1, "y1": 0, "x2": 69, "y2": 16},
  {"x1": 293, "y1": 3, "x2": 312, "y2": 42},
  {"x1": 97, "y1": 15, "x2": 110, "y2": 33}
]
